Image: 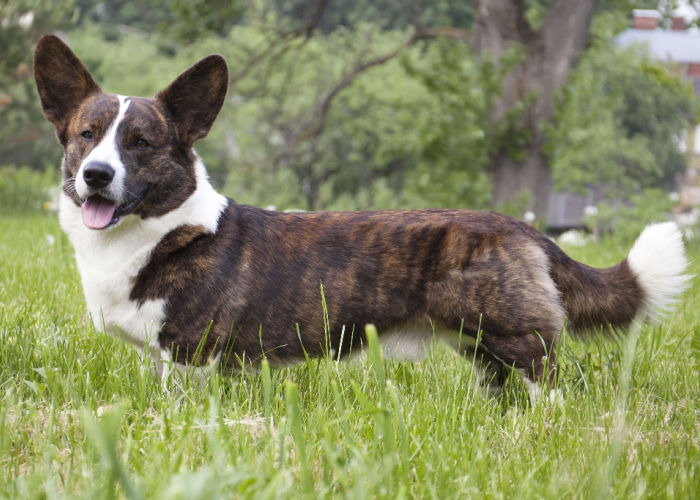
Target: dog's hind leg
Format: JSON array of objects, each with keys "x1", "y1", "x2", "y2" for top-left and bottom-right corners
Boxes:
[
  {"x1": 429, "y1": 237, "x2": 565, "y2": 401},
  {"x1": 479, "y1": 329, "x2": 557, "y2": 381},
  {"x1": 478, "y1": 329, "x2": 561, "y2": 404}
]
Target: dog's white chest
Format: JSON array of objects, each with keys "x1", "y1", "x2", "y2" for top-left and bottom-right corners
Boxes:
[
  {"x1": 77, "y1": 254, "x2": 165, "y2": 348},
  {"x1": 61, "y1": 197, "x2": 167, "y2": 348},
  {"x1": 58, "y1": 162, "x2": 227, "y2": 349}
]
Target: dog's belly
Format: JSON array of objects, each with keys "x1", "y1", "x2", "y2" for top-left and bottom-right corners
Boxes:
[
  {"x1": 263, "y1": 323, "x2": 478, "y2": 367},
  {"x1": 379, "y1": 324, "x2": 477, "y2": 361}
]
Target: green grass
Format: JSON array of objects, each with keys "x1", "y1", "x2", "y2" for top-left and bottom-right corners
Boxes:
[{"x1": 1, "y1": 213, "x2": 698, "y2": 499}]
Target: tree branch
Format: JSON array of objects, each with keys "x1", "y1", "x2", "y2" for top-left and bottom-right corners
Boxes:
[
  {"x1": 291, "y1": 29, "x2": 423, "y2": 145},
  {"x1": 230, "y1": 0, "x2": 328, "y2": 84},
  {"x1": 284, "y1": 0, "x2": 595, "y2": 157}
]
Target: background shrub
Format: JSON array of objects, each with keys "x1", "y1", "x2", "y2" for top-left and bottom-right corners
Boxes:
[{"x1": 0, "y1": 165, "x2": 58, "y2": 214}]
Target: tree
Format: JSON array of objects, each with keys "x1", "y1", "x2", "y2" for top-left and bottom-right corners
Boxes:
[
  {"x1": 469, "y1": 0, "x2": 597, "y2": 218},
  {"x1": 6, "y1": 0, "x2": 691, "y2": 219},
  {"x1": 261, "y1": 0, "x2": 600, "y2": 218},
  {"x1": 264, "y1": 0, "x2": 695, "y2": 216},
  {"x1": 72, "y1": 0, "x2": 243, "y2": 43}
]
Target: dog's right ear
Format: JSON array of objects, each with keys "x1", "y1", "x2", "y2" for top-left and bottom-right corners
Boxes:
[{"x1": 34, "y1": 35, "x2": 100, "y2": 142}]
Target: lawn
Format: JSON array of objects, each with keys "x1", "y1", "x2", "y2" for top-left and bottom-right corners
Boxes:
[{"x1": 0, "y1": 213, "x2": 698, "y2": 499}]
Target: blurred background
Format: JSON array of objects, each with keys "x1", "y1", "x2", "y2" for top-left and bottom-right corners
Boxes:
[{"x1": 2, "y1": 0, "x2": 700, "y2": 239}]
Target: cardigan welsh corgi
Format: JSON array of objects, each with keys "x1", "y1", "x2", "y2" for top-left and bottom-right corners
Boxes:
[{"x1": 33, "y1": 35, "x2": 690, "y2": 398}]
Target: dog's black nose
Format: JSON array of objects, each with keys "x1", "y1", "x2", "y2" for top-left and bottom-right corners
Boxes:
[{"x1": 83, "y1": 162, "x2": 115, "y2": 189}]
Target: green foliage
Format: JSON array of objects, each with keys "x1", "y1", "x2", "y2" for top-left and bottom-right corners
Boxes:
[
  {"x1": 0, "y1": 165, "x2": 58, "y2": 213},
  {"x1": 216, "y1": 27, "x2": 510, "y2": 211},
  {"x1": 3, "y1": 1, "x2": 694, "y2": 215},
  {"x1": 547, "y1": 36, "x2": 695, "y2": 197},
  {"x1": 268, "y1": 0, "x2": 474, "y2": 32},
  {"x1": 72, "y1": 0, "x2": 243, "y2": 42},
  {"x1": 216, "y1": 23, "x2": 496, "y2": 211},
  {"x1": 319, "y1": 36, "x2": 500, "y2": 210},
  {"x1": 64, "y1": 26, "x2": 184, "y2": 96},
  {"x1": 395, "y1": 40, "x2": 508, "y2": 209},
  {"x1": 0, "y1": 0, "x2": 79, "y2": 170},
  {"x1": 156, "y1": 0, "x2": 244, "y2": 43}
]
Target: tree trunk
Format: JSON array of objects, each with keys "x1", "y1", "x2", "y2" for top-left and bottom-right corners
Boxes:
[
  {"x1": 474, "y1": 0, "x2": 597, "y2": 221},
  {"x1": 491, "y1": 139, "x2": 552, "y2": 218}
]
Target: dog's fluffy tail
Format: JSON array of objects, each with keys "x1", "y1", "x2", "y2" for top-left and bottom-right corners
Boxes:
[
  {"x1": 627, "y1": 222, "x2": 691, "y2": 319},
  {"x1": 546, "y1": 222, "x2": 691, "y2": 334}
]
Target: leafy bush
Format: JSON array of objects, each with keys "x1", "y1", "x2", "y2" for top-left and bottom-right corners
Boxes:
[
  {"x1": 548, "y1": 42, "x2": 694, "y2": 198},
  {"x1": 0, "y1": 166, "x2": 58, "y2": 213}
]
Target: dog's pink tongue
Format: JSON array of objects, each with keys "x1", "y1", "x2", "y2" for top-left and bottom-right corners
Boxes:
[{"x1": 81, "y1": 197, "x2": 117, "y2": 229}]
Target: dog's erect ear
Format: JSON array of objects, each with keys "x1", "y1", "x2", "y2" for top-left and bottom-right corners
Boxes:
[
  {"x1": 156, "y1": 55, "x2": 228, "y2": 145},
  {"x1": 34, "y1": 35, "x2": 100, "y2": 138}
]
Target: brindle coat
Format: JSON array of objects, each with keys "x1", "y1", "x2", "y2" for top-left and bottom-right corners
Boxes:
[{"x1": 34, "y1": 35, "x2": 675, "y2": 389}]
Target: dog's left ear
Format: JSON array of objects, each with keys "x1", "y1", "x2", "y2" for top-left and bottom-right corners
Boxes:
[{"x1": 156, "y1": 55, "x2": 228, "y2": 145}]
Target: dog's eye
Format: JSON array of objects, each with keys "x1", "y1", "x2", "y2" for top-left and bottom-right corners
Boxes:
[
  {"x1": 135, "y1": 138, "x2": 150, "y2": 149},
  {"x1": 80, "y1": 130, "x2": 94, "y2": 140}
]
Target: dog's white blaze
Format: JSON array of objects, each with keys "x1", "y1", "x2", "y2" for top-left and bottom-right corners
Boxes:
[
  {"x1": 75, "y1": 95, "x2": 131, "y2": 201},
  {"x1": 60, "y1": 154, "x2": 227, "y2": 350}
]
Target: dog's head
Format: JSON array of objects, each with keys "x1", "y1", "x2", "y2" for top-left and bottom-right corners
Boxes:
[{"x1": 34, "y1": 35, "x2": 228, "y2": 229}]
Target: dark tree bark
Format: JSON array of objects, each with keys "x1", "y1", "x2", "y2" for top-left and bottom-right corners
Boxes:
[{"x1": 472, "y1": 0, "x2": 597, "y2": 218}]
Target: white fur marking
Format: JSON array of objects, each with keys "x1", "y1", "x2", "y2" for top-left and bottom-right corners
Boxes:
[
  {"x1": 379, "y1": 325, "x2": 476, "y2": 361},
  {"x1": 158, "y1": 349, "x2": 221, "y2": 390},
  {"x1": 627, "y1": 222, "x2": 692, "y2": 319},
  {"x1": 516, "y1": 368, "x2": 562, "y2": 408},
  {"x1": 75, "y1": 95, "x2": 131, "y2": 201},
  {"x1": 61, "y1": 153, "x2": 227, "y2": 350}
]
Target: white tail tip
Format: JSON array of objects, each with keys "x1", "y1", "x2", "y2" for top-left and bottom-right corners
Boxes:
[{"x1": 627, "y1": 222, "x2": 692, "y2": 319}]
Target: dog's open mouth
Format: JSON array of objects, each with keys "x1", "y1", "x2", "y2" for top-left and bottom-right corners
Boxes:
[{"x1": 81, "y1": 194, "x2": 142, "y2": 229}]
